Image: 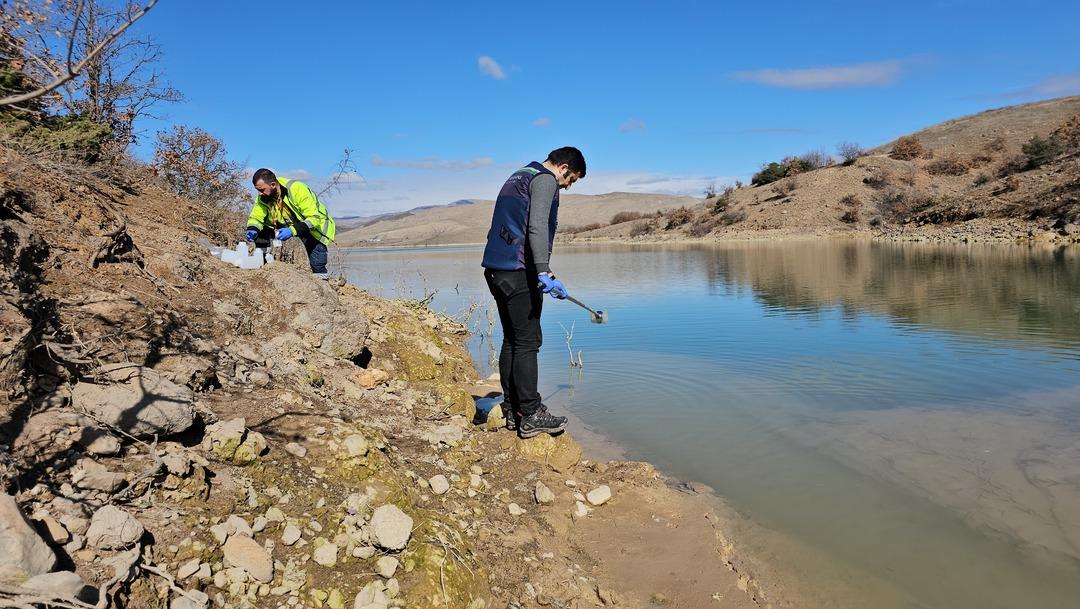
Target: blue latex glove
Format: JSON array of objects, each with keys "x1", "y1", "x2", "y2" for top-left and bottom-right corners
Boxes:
[
  {"x1": 275, "y1": 226, "x2": 294, "y2": 241},
  {"x1": 245, "y1": 228, "x2": 258, "y2": 242},
  {"x1": 537, "y1": 274, "x2": 568, "y2": 299}
]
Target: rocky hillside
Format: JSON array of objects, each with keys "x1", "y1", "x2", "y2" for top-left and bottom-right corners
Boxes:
[
  {"x1": 0, "y1": 145, "x2": 774, "y2": 608},
  {"x1": 334, "y1": 192, "x2": 699, "y2": 247},
  {"x1": 568, "y1": 96, "x2": 1080, "y2": 245}
]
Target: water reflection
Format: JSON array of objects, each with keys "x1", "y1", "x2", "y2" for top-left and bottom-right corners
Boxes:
[{"x1": 339, "y1": 241, "x2": 1080, "y2": 609}]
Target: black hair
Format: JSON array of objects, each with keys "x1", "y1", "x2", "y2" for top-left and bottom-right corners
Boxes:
[
  {"x1": 546, "y1": 147, "x2": 586, "y2": 178},
  {"x1": 251, "y1": 168, "x2": 278, "y2": 186}
]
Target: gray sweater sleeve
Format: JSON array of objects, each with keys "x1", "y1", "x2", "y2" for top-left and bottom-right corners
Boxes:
[{"x1": 527, "y1": 174, "x2": 558, "y2": 274}]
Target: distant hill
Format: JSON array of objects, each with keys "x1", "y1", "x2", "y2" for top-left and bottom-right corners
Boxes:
[
  {"x1": 335, "y1": 192, "x2": 698, "y2": 246},
  {"x1": 336, "y1": 96, "x2": 1080, "y2": 247},
  {"x1": 570, "y1": 96, "x2": 1080, "y2": 244}
]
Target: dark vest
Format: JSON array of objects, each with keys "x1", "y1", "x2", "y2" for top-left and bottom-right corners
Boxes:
[{"x1": 481, "y1": 161, "x2": 560, "y2": 271}]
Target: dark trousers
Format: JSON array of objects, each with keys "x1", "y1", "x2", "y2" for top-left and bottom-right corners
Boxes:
[
  {"x1": 254, "y1": 227, "x2": 328, "y2": 274},
  {"x1": 485, "y1": 269, "x2": 543, "y2": 417}
]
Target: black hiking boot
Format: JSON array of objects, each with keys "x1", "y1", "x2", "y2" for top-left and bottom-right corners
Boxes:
[
  {"x1": 500, "y1": 403, "x2": 519, "y2": 432},
  {"x1": 518, "y1": 405, "x2": 568, "y2": 439}
]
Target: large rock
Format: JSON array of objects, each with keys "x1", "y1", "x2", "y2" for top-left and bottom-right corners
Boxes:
[
  {"x1": 70, "y1": 364, "x2": 195, "y2": 438},
  {"x1": 369, "y1": 505, "x2": 413, "y2": 551},
  {"x1": 222, "y1": 535, "x2": 273, "y2": 583},
  {"x1": 22, "y1": 571, "x2": 94, "y2": 602},
  {"x1": 0, "y1": 494, "x2": 56, "y2": 583},
  {"x1": 86, "y1": 505, "x2": 144, "y2": 550},
  {"x1": 516, "y1": 433, "x2": 582, "y2": 473},
  {"x1": 202, "y1": 418, "x2": 268, "y2": 465},
  {"x1": 263, "y1": 265, "x2": 369, "y2": 361}
]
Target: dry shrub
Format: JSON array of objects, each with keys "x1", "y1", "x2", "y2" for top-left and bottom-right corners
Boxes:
[
  {"x1": 610, "y1": 211, "x2": 643, "y2": 224},
  {"x1": 720, "y1": 208, "x2": 747, "y2": 225},
  {"x1": 712, "y1": 185, "x2": 735, "y2": 212},
  {"x1": 874, "y1": 187, "x2": 934, "y2": 222},
  {"x1": 687, "y1": 215, "x2": 721, "y2": 237},
  {"x1": 665, "y1": 206, "x2": 694, "y2": 229},
  {"x1": 890, "y1": 135, "x2": 925, "y2": 160},
  {"x1": 973, "y1": 173, "x2": 992, "y2": 186},
  {"x1": 983, "y1": 135, "x2": 1007, "y2": 153},
  {"x1": 863, "y1": 167, "x2": 892, "y2": 189},
  {"x1": 775, "y1": 176, "x2": 798, "y2": 196},
  {"x1": 563, "y1": 222, "x2": 604, "y2": 234},
  {"x1": 925, "y1": 152, "x2": 971, "y2": 176},
  {"x1": 1002, "y1": 175, "x2": 1020, "y2": 192},
  {"x1": 628, "y1": 219, "x2": 657, "y2": 237},
  {"x1": 836, "y1": 141, "x2": 863, "y2": 165},
  {"x1": 839, "y1": 194, "x2": 861, "y2": 224}
]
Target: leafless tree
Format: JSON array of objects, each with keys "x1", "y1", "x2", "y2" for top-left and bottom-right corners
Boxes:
[
  {"x1": 317, "y1": 147, "x2": 363, "y2": 198},
  {"x1": 2, "y1": 0, "x2": 179, "y2": 156}
]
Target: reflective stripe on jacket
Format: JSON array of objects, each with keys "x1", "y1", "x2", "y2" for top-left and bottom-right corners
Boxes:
[{"x1": 245, "y1": 177, "x2": 336, "y2": 245}]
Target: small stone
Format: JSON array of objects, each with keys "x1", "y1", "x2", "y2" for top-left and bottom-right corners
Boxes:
[
  {"x1": 284, "y1": 443, "x2": 307, "y2": 458},
  {"x1": 265, "y1": 507, "x2": 286, "y2": 522},
  {"x1": 469, "y1": 474, "x2": 482, "y2": 488},
  {"x1": 369, "y1": 505, "x2": 412, "y2": 551},
  {"x1": 252, "y1": 516, "x2": 268, "y2": 533},
  {"x1": 195, "y1": 563, "x2": 211, "y2": 580},
  {"x1": 171, "y1": 589, "x2": 210, "y2": 609},
  {"x1": 586, "y1": 485, "x2": 612, "y2": 506},
  {"x1": 327, "y1": 588, "x2": 347, "y2": 609},
  {"x1": 428, "y1": 475, "x2": 450, "y2": 496},
  {"x1": 86, "y1": 505, "x2": 144, "y2": 550},
  {"x1": 534, "y1": 482, "x2": 555, "y2": 505},
  {"x1": 281, "y1": 525, "x2": 302, "y2": 546},
  {"x1": 469, "y1": 464, "x2": 483, "y2": 475},
  {"x1": 177, "y1": 558, "x2": 201, "y2": 579},
  {"x1": 312, "y1": 538, "x2": 338, "y2": 567},
  {"x1": 572, "y1": 501, "x2": 589, "y2": 520},
  {"x1": 34, "y1": 515, "x2": 70, "y2": 545},
  {"x1": 22, "y1": 571, "x2": 91, "y2": 601},
  {"x1": 508, "y1": 503, "x2": 525, "y2": 516},
  {"x1": 376, "y1": 556, "x2": 399, "y2": 578},
  {"x1": 222, "y1": 535, "x2": 273, "y2": 583},
  {"x1": 343, "y1": 434, "x2": 369, "y2": 457},
  {"x1": 226, "y1": 515, "x2": 252, "y2": 538},
  {"x1": 353, "y1": 368, "x2": 389, "y2": 389},
  {"x1": 385, "y1": 578, "x2": 400, "y2": 599},
  {"x1": 353, "y1": 580, "x2": 388, "y2": 609},
  {"x1": 596, "y1": 584, "x2": 619, "y2": 606},
  {"x1": 209, "y1": 523, "x2": 229, "y2": 544},
  {"x1": 564, "y1": 479, "x2": 577, "y2": 487},
  {"x1": 352, "y1": 545, "x2": 376, "y2": 559},
  {"x1": 72, "y1": 458, "x2": 127, "y2": 492}
]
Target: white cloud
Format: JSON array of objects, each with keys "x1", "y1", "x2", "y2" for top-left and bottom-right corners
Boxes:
[
  {"x1": 620, "y1": 119, "x2": 647, "y2": 132},
  {"x1": 532, "y1": 116, "x2": 551, "y2": 127},
  {"x1": 573, "y1": 172, "x2": 740, "y2": 197},
  {"x1": 987, "y1": 73, "x2": 1080, "y2": 100},
  {"x1": 282, "y1": 168, "x2": 313, "y2": 180},
  {"x1": 478, "y1": 56, "x2": 507, "y2": 80},
  {"x1": 370, "y1": 155, "x2": 494, "y2": 171},
  {"x1": 733, "y1": 60, "x2": 903, "y2": 89}
]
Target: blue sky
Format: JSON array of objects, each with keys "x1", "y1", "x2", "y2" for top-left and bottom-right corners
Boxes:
[{"x1": 134, "y1": 0, "x2": 1079, "y2": 216}]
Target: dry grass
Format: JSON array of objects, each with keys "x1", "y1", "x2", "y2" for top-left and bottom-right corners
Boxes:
[
  {"x1": 890, "y1": 135, "x2": 926, "y2": 160},
  {"x1": 926, "y1": 152, "x2": 971, "y2": 176}
]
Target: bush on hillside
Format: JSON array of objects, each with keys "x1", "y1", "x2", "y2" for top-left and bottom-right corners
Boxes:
[
  {"x1": 711, "y1": 184, "x2": 735, "y2": 213},
  {"x1": 926, "y1": 152, "x2": 971, "y2": 176},
  {"x1": 751, "y1": 162, "x2": 787, "y2": 186},
  {"x1": 665, "y1": 206, "x2": 694, "y2": 229},
  {"x1": 836, "y1": 141, "x2": 863, "y2": 165},
  {"x1": 687, "y1": 215, "x2": 721, "y2": 237},
  {"x1": 1021, "y1": 135, "x2": 1066, "y2": 169},
  {"x1": 153, "y1": 125, "x2": 248, "y2": 211},
  {"x1": 610, "y1": 211, "x2": 644, "y2": 224},
  {"x1": 628, "y1": 219, "x2": 657, "y2": 237},
  {"x1": 563, "y1": 222, "x2": 605, "y2": 234},
  {"x1": 720, "y1": 208, "x2": 748, "y2": 226},
  {"x1": 890, "y1": 135, "x2": 926, "y2": 160}
]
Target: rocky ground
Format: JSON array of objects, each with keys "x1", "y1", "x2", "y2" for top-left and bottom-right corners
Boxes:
[{"x1": 0, "y1": 149, "x2": 775, "y2": 608}]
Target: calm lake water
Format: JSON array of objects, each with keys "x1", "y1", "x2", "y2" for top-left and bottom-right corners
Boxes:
[{"x1": 337, "y1": 241, "x2": 1080, "y2": 609}]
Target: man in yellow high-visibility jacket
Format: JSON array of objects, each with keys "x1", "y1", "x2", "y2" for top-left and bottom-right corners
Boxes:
[{"x1": 245, "y1": 168, "x2": 336, "y2": 279}]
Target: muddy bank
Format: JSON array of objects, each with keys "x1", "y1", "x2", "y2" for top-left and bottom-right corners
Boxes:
[{"x1": 0, "y1": 147, "x2": 780, "y2": 609}]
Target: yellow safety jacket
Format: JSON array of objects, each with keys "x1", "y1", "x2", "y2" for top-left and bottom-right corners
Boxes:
[{"x1": 245, "y1": 177, "x2": 336, "y2": 245}]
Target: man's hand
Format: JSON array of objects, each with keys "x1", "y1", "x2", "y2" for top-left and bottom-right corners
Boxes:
[
  {"x1": 537, "y1": 273, "x2": 568, "y2": 299},
  {"x1": 275, "y1": 227, "x2": 294, "y2": 241},
  {"x1": 245, "y1": 228, "x2": 258, "y2": 242}
]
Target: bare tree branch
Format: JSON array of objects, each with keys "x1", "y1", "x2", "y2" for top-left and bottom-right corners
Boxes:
[{"x1": 0, "y1": 0, "x2": 160, "y2": 108}]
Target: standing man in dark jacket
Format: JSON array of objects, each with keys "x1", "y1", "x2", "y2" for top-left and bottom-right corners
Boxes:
[{"x1": 481, "y1": 147, "x2": 586, "y2": 438}]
